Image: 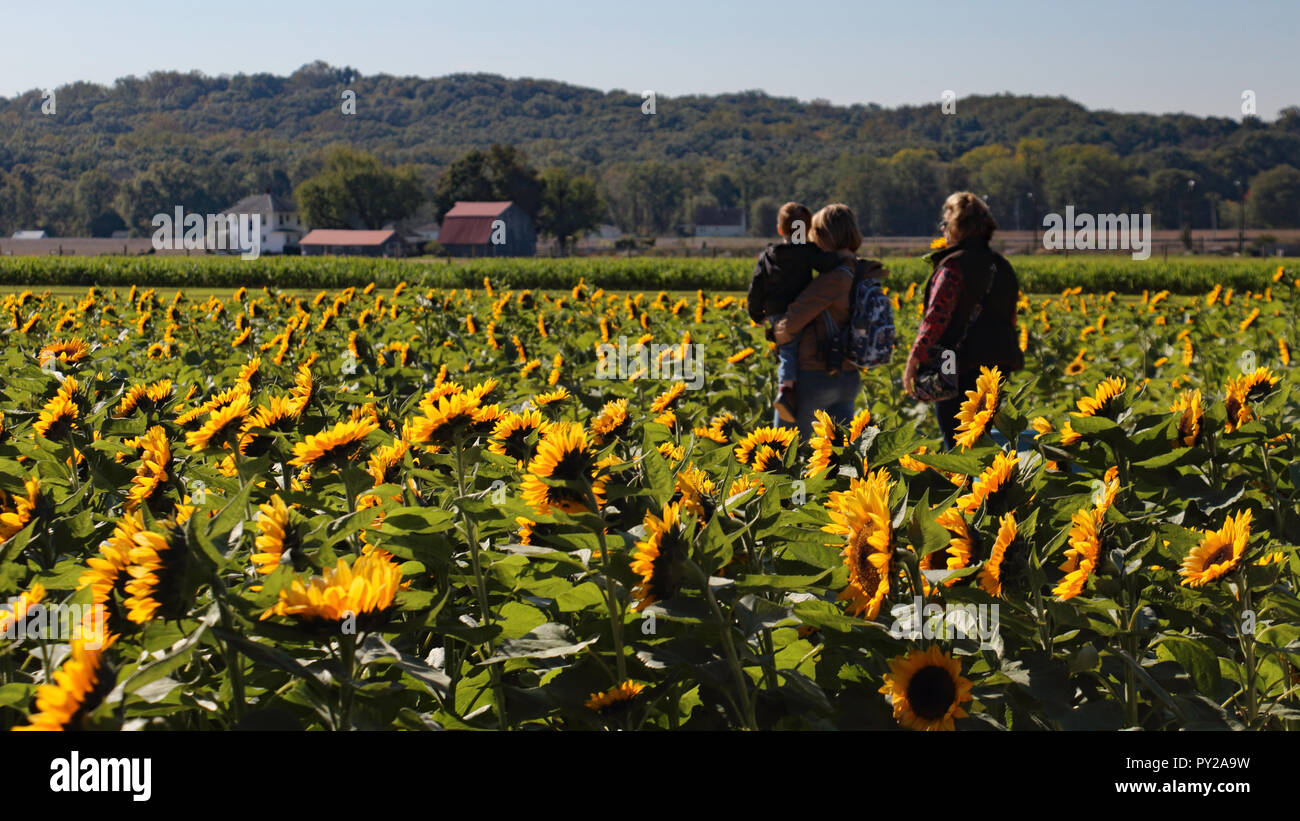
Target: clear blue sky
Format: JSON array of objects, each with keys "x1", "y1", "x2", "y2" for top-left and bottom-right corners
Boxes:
[{"x1": 2, "y1": 0, "x2": 1296, "y2": 118}]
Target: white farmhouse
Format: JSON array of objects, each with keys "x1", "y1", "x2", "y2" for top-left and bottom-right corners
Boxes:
[{"x1": 217, "y1": 192, "x2": 304, "y2": 254}]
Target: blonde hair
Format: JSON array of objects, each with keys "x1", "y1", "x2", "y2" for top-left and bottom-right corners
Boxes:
[
  {"x1": 777, "y1": 202, "x2": 812, "y2": 237},
  {"x1": 942, "y1": 192, "x2": 998, "y2": 242},
  {"x1": 809, "y1": 203, "x2": 862, "y2": 252}
]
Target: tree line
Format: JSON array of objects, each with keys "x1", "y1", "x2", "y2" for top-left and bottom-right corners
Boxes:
[{"x1": 1, "y1": 61, "x2": 1298, "y2": 240}]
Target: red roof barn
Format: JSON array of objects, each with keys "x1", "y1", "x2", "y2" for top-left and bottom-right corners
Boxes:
[
  {"x1": 438, "y1": 201, "x2": 536, "y2": 257},
  {"x1": 299, "y1": 229, "x2": 405, "y2": 257}
]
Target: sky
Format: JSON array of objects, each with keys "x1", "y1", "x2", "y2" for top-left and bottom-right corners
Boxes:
[{"x1": 1, "y1": 0, "x2": 1296, "y2": 119}]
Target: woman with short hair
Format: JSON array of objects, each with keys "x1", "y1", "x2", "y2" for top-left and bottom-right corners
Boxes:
[{"x1": 903, "y1": 192, "x2": 1024, "y2": 449}]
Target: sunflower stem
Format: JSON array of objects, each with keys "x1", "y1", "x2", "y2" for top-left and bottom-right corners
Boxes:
[
  {"x1": 1240, "y1": 568, "x2": 1258, "y2": 727},
  {"x1": 586, "y1": 485, "x2": 628, "y2": 683},
  {"x1": 338, "y1": 631, "x2": 356, "y2": 730},
  {"x1": 453, "y1": 437, "x2": 507, "y2": 730},
  {"x1": 690, "y1": 557, "x2": 756, "y2": 730}
]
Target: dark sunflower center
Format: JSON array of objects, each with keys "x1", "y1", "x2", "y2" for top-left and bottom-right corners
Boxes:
[
  {"x1": 551, "y1": 448, "x2": 592, "y2": 481},
  {"x1": 850, "y1": 534, "x2": 882, "y2": 594},
  {"x1": 1205, "y1": 545, "x2": 1234, "y2": 568},
  {"x1": 906, "y1": 665, "x2": 957, "y2": 720}
]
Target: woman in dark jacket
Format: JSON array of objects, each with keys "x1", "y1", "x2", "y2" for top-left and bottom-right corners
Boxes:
[{"x1": 903, "y1": 192, "x2": 1024, "y2": 449}]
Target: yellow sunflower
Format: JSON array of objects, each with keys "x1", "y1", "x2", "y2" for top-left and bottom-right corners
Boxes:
[
  {"x1": 251, "y1": 495, "x2": 295, "y2": 575},
  {"x1": 590, "y1": 398, "x2": 631, "y2": 445},
  {"x1": 585, "y1": 680, "x2": 647, "y2": 713},
  {"x1": 78, "y1": 511, "x2": 142, "y2": 609},
  {"x1": 805, "y1": 409, "x2": 842, "y2": 478},
  {"x1": 649, "y1": 382, "x2": 687, "y2": 414},
  {"x1": 0, "y1": 583, "x2": 45, "y2": 636},
  {"x1": 124, "y1": 525, "x2": 186, "y2": 624},
  {"x1": 823, "y1": 470, "x2": 894, "y2": 619},
  {"x1": 489, "y1": 410, "x2": 550, "y2": 467},
  {"x1": 185, "y1": 391, "x2": 251, "y2": 453},
  {"x1": 630, "y1": 503, "x2": 691, "y2": 611},
  {"x1": 956, "y1": 450, "x2": 1018, "y2": 514},
  {"x1": 930, "y1": 507, "x2": 974, "y2": 585},
  {"x1": 38, "y1": 337, "x2": 91, "y2": 368},
  {"x1": 11, "y1": 632, "x2": 117, "y2": 731},
  {"x1": 734, "y1": 426, "x2": 797, "y2": 465},
  {"x1": 522, "y1": 422, "x2": 608, "y2": 515},
  {"x1": 1073, "y1": 376, "x2": 1125, "y2": 418},
  {"x1": 1179, "y1": 510, "x2": 1253, "y2": 587},
  {"x1": 290, "y1": 416, "x2": 379, "y2": 469},
  {"x1": 848, "y1": 407, "x2": 873, "y2": 443},
  {"x1": 0, "y1": 476, "x2": 41, "y2": 542},
  {"x1": 1223, "y1": 368, "x2": 1279, "y2": 433},
  {"x1": 952, "y1": 366, "x2": 1002, "y2": 450},
  {"x1": 125, "y1": 426, "x2": 170, "y2": 511},
  {"x1": 878, "y1": 644, "x2": 973, "y2": 731},
  {"x1": 1169, "y1": 389, "x2": 1202, "y2": 448},
  {"x1": 977, "y1": 513, "x2": 1023, "y2": 598},
  {"x1": 260, "y1": 546, "x2": 403, "y2": 631},
  {"x1": 33, "y1": 387, "x2": 80, "y2": 440},
  {"x1": 1054, "y1": 508, "x2": 1102, "y2": 600}
]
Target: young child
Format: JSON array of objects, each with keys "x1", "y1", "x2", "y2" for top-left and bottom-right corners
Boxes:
[{"x1": 747, "y1": 202, "x2": 852, "y2": 422}]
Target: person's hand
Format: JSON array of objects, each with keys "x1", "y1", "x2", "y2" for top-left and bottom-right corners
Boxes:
[{"x1": 902, "y1": 359, "x2": 918, "y2": 397}]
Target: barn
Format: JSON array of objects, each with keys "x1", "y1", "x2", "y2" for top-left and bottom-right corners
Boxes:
[
  {"x1": 299, "y1": 229, "x2": 405, "y2": 257},
  {"x1": 438, "y1": 201, "x2": 536, "y2": 257}
]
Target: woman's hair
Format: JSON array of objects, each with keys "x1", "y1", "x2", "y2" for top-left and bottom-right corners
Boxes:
[
  {"x1": 942, "y1": 192, "x2": 998, "y2": 241},
  {"x1": 809, "y1": 203, "x2": 862, "y2": 252}
]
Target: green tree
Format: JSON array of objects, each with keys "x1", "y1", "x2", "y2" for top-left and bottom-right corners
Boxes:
[
  {"x1": 1246, "y1": 164, "x2": 1300, "y2": 228},
  {"x1": 432, "y1": 144, "x2": 542, "y2": 221},
  {"x1": 537, "y1": 167, "x2": 603, "y2": 253},
  {"x1": 74, "y1": 170, "x2": 124, "y2": 236},
  {"x1": 295, "y1": 146, "x2": 424, "y2": 229}
]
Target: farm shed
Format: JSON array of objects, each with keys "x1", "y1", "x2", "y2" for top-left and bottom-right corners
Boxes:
[{"x1": 299, "y1": 229, "x2": 405, "y2": 257}]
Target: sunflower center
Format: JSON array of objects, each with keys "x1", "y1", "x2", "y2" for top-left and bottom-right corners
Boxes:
[
  {"x1": 906, "y1": 665, "x2": 957, "y2": 720},
  {"x1": 1204, "y1": 545, "x2": 1234, "y2": 568},
  {"x1": 850, "y1": 534, "x2": 882, "y2": 594}
]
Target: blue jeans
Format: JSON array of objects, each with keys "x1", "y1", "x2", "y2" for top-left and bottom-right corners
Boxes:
[
  {"x1": 774, "y1": 368, "x2": 861, "y2": 442},
  {"x1": 769, "y1": 313, "x2": 799, "y2": 385}
]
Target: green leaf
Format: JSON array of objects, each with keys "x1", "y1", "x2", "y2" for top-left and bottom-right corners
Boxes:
[{"x1": 1157, "y1": 635, "x2": 1222, "y2": 697}]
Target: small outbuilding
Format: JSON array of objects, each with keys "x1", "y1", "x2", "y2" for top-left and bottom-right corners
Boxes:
[{"x1": 299, "y1": 229, "x2": 405, "y2": 257}]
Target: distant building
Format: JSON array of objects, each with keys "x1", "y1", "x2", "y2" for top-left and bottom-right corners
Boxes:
[
  {"x1": 438, "y1": 201, "x2": 536, "y2": 256},
  {"x1": 0, "y1": 237, "x2": 188, "y2": 256},
  {"x1": 299, "y1": 229, "x2": 405, "y2": 257},
  {"x1": 216, "y1": 192, "x2": 303, "y2": 254},
  {"x1": 11, "y1": 230, "x2": 47, "y2": 240},
  {"x1": 692, "y1": 206, "x2": 746, "y2": 237}
]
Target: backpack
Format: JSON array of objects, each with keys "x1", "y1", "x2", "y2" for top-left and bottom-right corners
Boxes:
[{"x1": 822, "y1": 264, "x2": 896, "y2": 372}]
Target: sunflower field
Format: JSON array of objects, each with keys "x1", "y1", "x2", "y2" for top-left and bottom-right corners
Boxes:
[{"x1": 0, "y1": 267, "x2": 1297, "y2": 732}]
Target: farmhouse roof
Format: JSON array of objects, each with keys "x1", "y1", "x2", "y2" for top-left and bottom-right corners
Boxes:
[
  {"x1": 223, "y1": 193, "x2": 297, "y2": 216},
  {"x1": 299, "y1": 229, "x2": 398, "y2": 246},
  {"x1": 12, "y1": 230, "x2": 47, "y2": 239},
  {"x1": 439, "y1": 201, "x2": 515, "y2": 244}
]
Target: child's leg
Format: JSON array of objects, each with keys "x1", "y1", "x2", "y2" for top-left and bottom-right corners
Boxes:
[{"x1": 769, "y1": 314, "x2": 799, "y2": 386}]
